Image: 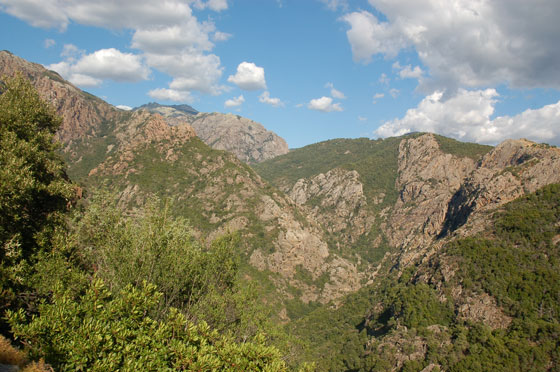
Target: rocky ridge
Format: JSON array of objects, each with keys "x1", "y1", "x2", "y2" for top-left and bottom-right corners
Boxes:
[{"x1": 137, "y1": 103, "x2": 289, "y2": 163}]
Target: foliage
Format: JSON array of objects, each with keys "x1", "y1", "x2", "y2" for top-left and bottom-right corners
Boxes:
[
  {"x1": 8, "y1": 279, "x2": 291, "y2": 372},
  {"x1": 289, "y1": 184, "x2": 560, "y2": 371},
  {"x1": 433, "y1": 134, "x2": 492, "y2": 161},
  {"x1": 0, "y1": 74, "x2": 74, "y2": 333}
]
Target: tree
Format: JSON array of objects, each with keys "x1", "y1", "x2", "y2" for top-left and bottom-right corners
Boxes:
[{"x1": 0, "y1": 74, "x2": 74, "y2": 332}]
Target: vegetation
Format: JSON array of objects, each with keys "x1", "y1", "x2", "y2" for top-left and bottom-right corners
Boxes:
[
  {"x1": 0, "y1": 76, "x2": 302, "y2": 371},
  {"x1": 288, "y1": 183, "x2": 560, "y2": 371},
  {"x1": 0, "y1": 74, "x2": 75, "y2": 334}
]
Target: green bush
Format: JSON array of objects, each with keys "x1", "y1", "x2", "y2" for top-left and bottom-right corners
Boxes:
[{"x1": 8, "y1": 279, "x2": 290, "y2": 372}]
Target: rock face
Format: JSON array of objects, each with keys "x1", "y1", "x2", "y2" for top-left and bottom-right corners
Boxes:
[
  {"x1": 0, "y1": 50, "x2": 118, "y2": 146},
  {"x1": 137, "y1": 103, "x2": 289, "y2": 163},
  {"x1": 288, "y1": 168, "x2": 374, "y2": 246}
]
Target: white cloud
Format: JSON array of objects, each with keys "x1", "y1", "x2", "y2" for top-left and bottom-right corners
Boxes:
[
  {"x1": 389, "y1": 88, "x2": 399, "y2": 98},
  {"x1": 325, "y1": 82, "x2": 346, "y2": 99},
  {"x1": 224, "y1": 95, "x2": 245, "y2": 108},
  {"x1": 227, "y1": 62, "x2": 267, "y2": 91},
  {"x1": 43, "y1": 38, "x2": 55, "y2": 48},
  {"x1": 146, "y1": 52, "x2": 224, "y2": 95},
  {"x1": 358, "y1": 116, "x2": 367, "y2": 121},
  {"x1": 343, "y1": 1, "x2": 560, "y2": 90},
  {"x1": 341, "y1": 11, "x2": 408, "y2": 62},
  {"x1": 1, "y1": 0, "x2": 228, "y2": 98},
  {"x1": 47, "y1": 48, "x2": 149, "y2": 87},
  {"x1": 319, "y1": 0, "x2": 349, "y2": 11},
  {"x1": 393, "y1": 62, "x2": 423, "y2": 79},
  {"x1": 379, "y1": 73, "x2": 390, "y2": 85},
  {"x1": 116, "y1": 105, "x2": 133, "y2": 111},
  {"x1": 148, "y1": 88, "x2": 193, "y2": 102},
  {"x1": 213, "y1": 31, "x2": 231, "y2": 42},
  {"x1": 375, "y1": 89, "x2": 560, "y2": 145},
  {"x1": 308, "y1": 96, "x2": 343, "y2": 112},
  {"x1": 190, "y1": 0, "x2": 228, "y2": 11},
  {"x1": 373, "y1": 92, "x2": 384, "y2": 103},
  {"x1": 259, "y1": 91, "x2": 284, "y2": 107}
]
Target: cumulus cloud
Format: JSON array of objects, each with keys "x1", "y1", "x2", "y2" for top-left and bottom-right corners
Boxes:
[
  {"x1": 224, "y1": 95, "x2": 245, "y2": 108},
  {"x1": 227, "y1": 62, "x2": 267, "y2": 91},
  {"x1": 259, "y1": 91, "x2": 284, "y2": 107},
  {"x1": 148, "y1": 88, "x2": 193, "y2": 102},
  {"x1": 1, "y1": 0, "x2": 228, "y2": 99},
  {"x1": 374, "y1": 89, "x2": 560, "y2": 145},
  {"x1": 47, "y1": 47, "x2": 149, "y2": 87},
  {"x1": 116, "y1": 105, "x2": 133, "y2": 110},
  {"x1": 343, "y1": 0, "x2": 560, "y2": 89},
  {"x1": 393, "y1": 61, "x2": 423, "y2": 79},
  {"x1": 326, "y1": 82, "x2": 346, "y2": 99},
  {"x1": 389, "y1": 88, "x2": 399, "y2": 98},
  {"x1": 146, "y1": 52, "x2": 224, "y2": 95},
  {"x1": 308, "y1": 96, "x2": 343, "y2": 112},
  {"x1": 342, "y1": 11, "x2": 408, "y2": 62}
]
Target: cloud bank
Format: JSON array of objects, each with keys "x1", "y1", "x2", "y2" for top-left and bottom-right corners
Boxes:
[
  {"x1": 343, "y1": 0, "x2": 560, "y2": 91},
  {"x1": 375, "y1": 89, "x2": 560, "y2": 145},
  {"x1": 2, "y1": 0, "x2": 230, "y2": 100}
]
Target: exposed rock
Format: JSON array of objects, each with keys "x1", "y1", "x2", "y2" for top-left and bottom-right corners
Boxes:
[
  {"x1": 457, "y1": 292, "x2": 512, "y2": 329},
  {"x1": 288, "y1": 168, "x2": 374, "y2": 244},
  {"x1": 0, "y1": 50, "x2": 118, "y2": 146},
  {"x1": 385, "y1": 134, "x2": 476, "y2": 266},
  {"x1": 441, "y1": 139, "x2": 560, "y2": 235},
  {"x1": 137, "y1": 103, "x2": 289, "y2": 163}
]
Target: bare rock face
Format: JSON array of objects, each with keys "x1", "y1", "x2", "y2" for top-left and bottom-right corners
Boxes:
[
  {"x1": 137, "y1": 103, "x2": 289, "y2": 163},
  {"x1": 385, "y1": 134, "x2": 476, "y2": 265},
  {"x1": 0, "y1": 50, "x2": 118, "y2": 146},
  {"x1": 288, "y1": 168, "x2": 374, "y2": 244},
  {"x1": 441, "y1": 139, "x2": 560, "y2": 236},
  {"x1": 381, "y1": 134, "x2": 560, "y2": 270},
  {"x1": 250, "y1": 193, "x2": 365, "y2": 304}
]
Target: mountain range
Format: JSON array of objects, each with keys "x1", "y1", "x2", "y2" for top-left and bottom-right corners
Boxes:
[{"x1": 1, "y1": 50, "x2": 559, "y2": 371}]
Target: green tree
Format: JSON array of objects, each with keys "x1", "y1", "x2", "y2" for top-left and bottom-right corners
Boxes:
[{"x1": 0, "y1": 74, "x2": 74, "y2": 332}]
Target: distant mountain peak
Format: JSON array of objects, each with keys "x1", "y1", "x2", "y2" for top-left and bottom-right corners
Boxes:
[{"x1": 135, "y1": 102, "x2": 198, "y2": 116}]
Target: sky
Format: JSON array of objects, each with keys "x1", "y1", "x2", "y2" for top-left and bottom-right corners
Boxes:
[{"x1": 1, "y1": 0, "x2": 559, "y2": 149}]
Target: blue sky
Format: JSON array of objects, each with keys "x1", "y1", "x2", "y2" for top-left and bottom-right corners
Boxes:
[{"x1": 1, "y1": 0, "x2": 559, "y2": 148}]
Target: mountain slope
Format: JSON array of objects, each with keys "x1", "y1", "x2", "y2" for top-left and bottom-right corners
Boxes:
[
  {"x1": 292, "y1": 183, "x2": 560, "y2": 371},
  {"x1": 0, "y1": 51, "x2": 363, "y2": 310},
  {"x1": 137, "y1": 102, "x2": 289, "y2": 163}
]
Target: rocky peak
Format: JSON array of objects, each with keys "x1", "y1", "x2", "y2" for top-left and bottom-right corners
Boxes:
[
  {"x1": 0, "y1": 50, "x2": 118, "y2": 146},
  {"x1": 386, "y1": 134, "x2": 477, "y2": 258},
  {"x1": 138, "y1": 104, "x2": 289, "y2": 164}
]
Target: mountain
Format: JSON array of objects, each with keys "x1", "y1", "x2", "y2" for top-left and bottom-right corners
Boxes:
[
  {"x1": 256, "y1": 135, "x2": 560, "y2": 370},
  {"x1": 136, "y1": 102, "x2": 289, "y2": 163},
  {"x1": 2, "y1": 51, "x2": 559, "y2": 371},
  {"x1": 136, "y1": 101, "x2": 198, "y2": 115},
  {"x1": 0, "y1": 51, "x2": 364, "y2": 312}
]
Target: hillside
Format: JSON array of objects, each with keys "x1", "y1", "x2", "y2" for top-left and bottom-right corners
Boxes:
[
  {"x1": 2, "y1": 51, "x2": 560, "y2": 371},
  {"x1": 0, "y1": 51, "x2": 366, "y2": 312},
  {"x1": 290, "y1": 183, "x2": 560, "y2": 371}
]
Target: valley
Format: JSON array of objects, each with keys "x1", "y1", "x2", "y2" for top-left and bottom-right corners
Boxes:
[{"x1": 1, "y1": 50, "x2": 559, "y2": 371}]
